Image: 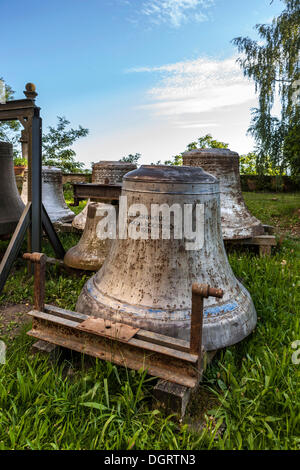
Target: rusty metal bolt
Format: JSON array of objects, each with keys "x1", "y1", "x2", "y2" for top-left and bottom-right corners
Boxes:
[{"x1": 192, "y1": 283, "x2": 224, "y2": 299}]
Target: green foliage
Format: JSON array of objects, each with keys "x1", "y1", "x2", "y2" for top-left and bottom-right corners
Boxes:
[
  {"x1": 240, "y1": 153, "x2": 257, "y2": 175},
  {"x1": 13, "y1": 157, "x2": 27, "y2": 167},
  {"x1": 119, "y1": 153, "x2": 141, "y2": 165},
  {"x1": 163, "y1": 134, "x2": 229, "y2": 166},
  {"x1": 42, "y1": 116, "x2": 89, "y2": 173},
  {"x1": 232, "y1": 0, "x2": 300, "y2": 177},
  {"x1": 240, "y1": 152, "x2": 287, "y2": 176},
  {"x1": 193, "y1": 134, "x2": 229, "y2": 150},
  {"x1": 0, "y1": 78, "x2": 21, "y2": 157},
  {"x1": 282, "y1": 106, "x2": 300, "y2": 182},
  {"x1": 0, "y1": 80, "x2": 89, "y2": 171},
  {"x1": 163, "y1": 154, "x2": 183, "y2": 166}
]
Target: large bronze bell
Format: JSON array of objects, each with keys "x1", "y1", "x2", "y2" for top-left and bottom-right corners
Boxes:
[
  {"x1": 21, "y1": 166, "x2": 74, "y2": 223},
  {"x1": 72, "y1": 161, "x2": 136, "y2": 230},
  {"x1": 183, "y1": 149, "x2": 264, "y2": 239},
  {"x1": 76, "y1": 165, "x2": 257, "y2": 351},
  {"x1": 0, "y1": 141, "x2": 25, "y2": 236}
]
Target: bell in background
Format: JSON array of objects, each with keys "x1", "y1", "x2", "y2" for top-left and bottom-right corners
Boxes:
[
  {"x1": 66, "y1": 161, "x2": 136, "y2": 269},
  {"x1": 64, "y1": 203, "x2": 112, "y2": 270},
  {"x1": 21, "y1": 166, "x2": 75, "y2": 223},
  {"x1": 76, "y1": 165, "x2": 257, "y2": 351},
  {"x1": 182, "y1": 149, "x2": 264, "y2": 239},
  {"x1": 0, "y1": 142, "x2": 25, "y2": 236},
  {"x1": 72, "y1": 161, "x2": 136, "y2": 230}
]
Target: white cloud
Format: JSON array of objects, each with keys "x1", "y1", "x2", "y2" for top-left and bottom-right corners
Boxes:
[
  {"x1": 141, "y1": 0, "x2": 214, "y2": 27},
  {"x1": 129, "y1": 55, "x2": 257, "y2": 129}
]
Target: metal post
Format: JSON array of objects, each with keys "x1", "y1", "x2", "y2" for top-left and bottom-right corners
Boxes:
[
  {"x1": 190, "y1": 283, "x2": 224, "y2": 357},
  {"x1": 23, "y1": 252, "x2": 46, "y2": 311},
  {"x1": 31, "y1": 112, "x2": 42, "y2": 253}
]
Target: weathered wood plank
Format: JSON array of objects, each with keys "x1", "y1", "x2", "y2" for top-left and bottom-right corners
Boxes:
[
  {"x1": 27, "y1": 326, "x2": 198, "y2": 388},
  {"x1": 28, "y1": 308, "x2": 198, "y2": 363}
]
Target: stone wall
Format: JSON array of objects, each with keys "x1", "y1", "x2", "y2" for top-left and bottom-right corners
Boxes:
[
  {"x1": 240, "y1": 175, "x2": 300, "y2": 192},
  {"x1": 62, "y1": 173, "x2": 92, "y2": 184}
]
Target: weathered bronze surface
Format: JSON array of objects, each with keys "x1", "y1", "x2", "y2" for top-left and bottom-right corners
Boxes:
[
  {"x1": 76, "y1": 165, "x2": 257, "y2": 350},
  {"x1": 182, "y1": 148, "x2": 264, "y2": 239},
  {"x1": 64, "y1": 203, "x2": 111, "y2": 270},
  {"x1": 21, "y1": 166, "x2": 74, "y2": 223},
  {"x1": 0, "y1": 142, "x2": 25, "y2": 236}
]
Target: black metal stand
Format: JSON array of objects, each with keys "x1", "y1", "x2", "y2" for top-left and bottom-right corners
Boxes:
[{"x1": 0, "y1": 83, "x2": 65, "y2": 294}]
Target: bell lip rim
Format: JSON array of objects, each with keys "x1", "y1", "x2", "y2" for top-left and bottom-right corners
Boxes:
[{"x1": 124, "y1": 164, "x2": 218, "y2": 184}]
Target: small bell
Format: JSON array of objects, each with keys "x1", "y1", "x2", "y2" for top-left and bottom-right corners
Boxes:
[
  {"x1": 21, "y1": 166, "x2": 74, "y2": 223},
  {"x1": 0, "y1": 142, "x2": 25, "y2": 236}
]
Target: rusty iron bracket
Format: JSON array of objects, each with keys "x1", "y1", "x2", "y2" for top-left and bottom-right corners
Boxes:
[{"x1": 24, "y1": 252, "x2": 224, "y2": 388}]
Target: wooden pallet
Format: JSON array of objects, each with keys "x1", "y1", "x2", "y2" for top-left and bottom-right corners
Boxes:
[
  {"x1": 225, "y1": 225, "x2": 276, "y2": 256},
  {"x1": 24, "y1": 252, "x2": 223, "y2": 417},
  {"x1": 28, "y1": 305, "x2": 203, "y2": 388}
]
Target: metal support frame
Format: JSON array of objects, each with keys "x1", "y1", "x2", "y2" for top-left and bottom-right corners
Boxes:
[{"x1": 0, "y1": 83, "x2": 65, "y2": 293}]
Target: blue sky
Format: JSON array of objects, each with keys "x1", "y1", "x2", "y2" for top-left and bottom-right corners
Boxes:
[{"x1": 1, "y1": 0, "x2": 284, "y2": 167}]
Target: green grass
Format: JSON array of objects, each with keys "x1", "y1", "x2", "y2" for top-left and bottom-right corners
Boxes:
[
  {"x1": 243, "y1": 192, "x2": 300, "y2": 234},
  {"x1": 0, "y1": 192, "x2": 299, "y2": 450}
]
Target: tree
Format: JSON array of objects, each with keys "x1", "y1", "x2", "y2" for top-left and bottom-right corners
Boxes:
[
  {"x1": 0, "y1": 79, "x2": 89, "y2": 171},
  {"x1": 188, "y1": 134, "x2": 229, "y2": 150},
  {"x1": 0, "y1": 78, "x2": 21, "y2": 157},
  {"x1": 42, "y1": 116, "x2": 89, "y2": 173},
  {"x1": 163, "y1": 134, "x2": 229, "y2": 165},
  {"x1": 119, "y1": 153, "x2": 141, "y2": 165},
  {"x1": 240, "y1": 152, "x2": 286, "y2": 175},
  {"x1": 232, "y1": 0, "x2": 300, "y2": 177}
]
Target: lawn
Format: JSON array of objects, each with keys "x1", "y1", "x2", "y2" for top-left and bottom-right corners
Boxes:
[{"x1": 0, "y1": 192, "x2": 299, "y2": 450}]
